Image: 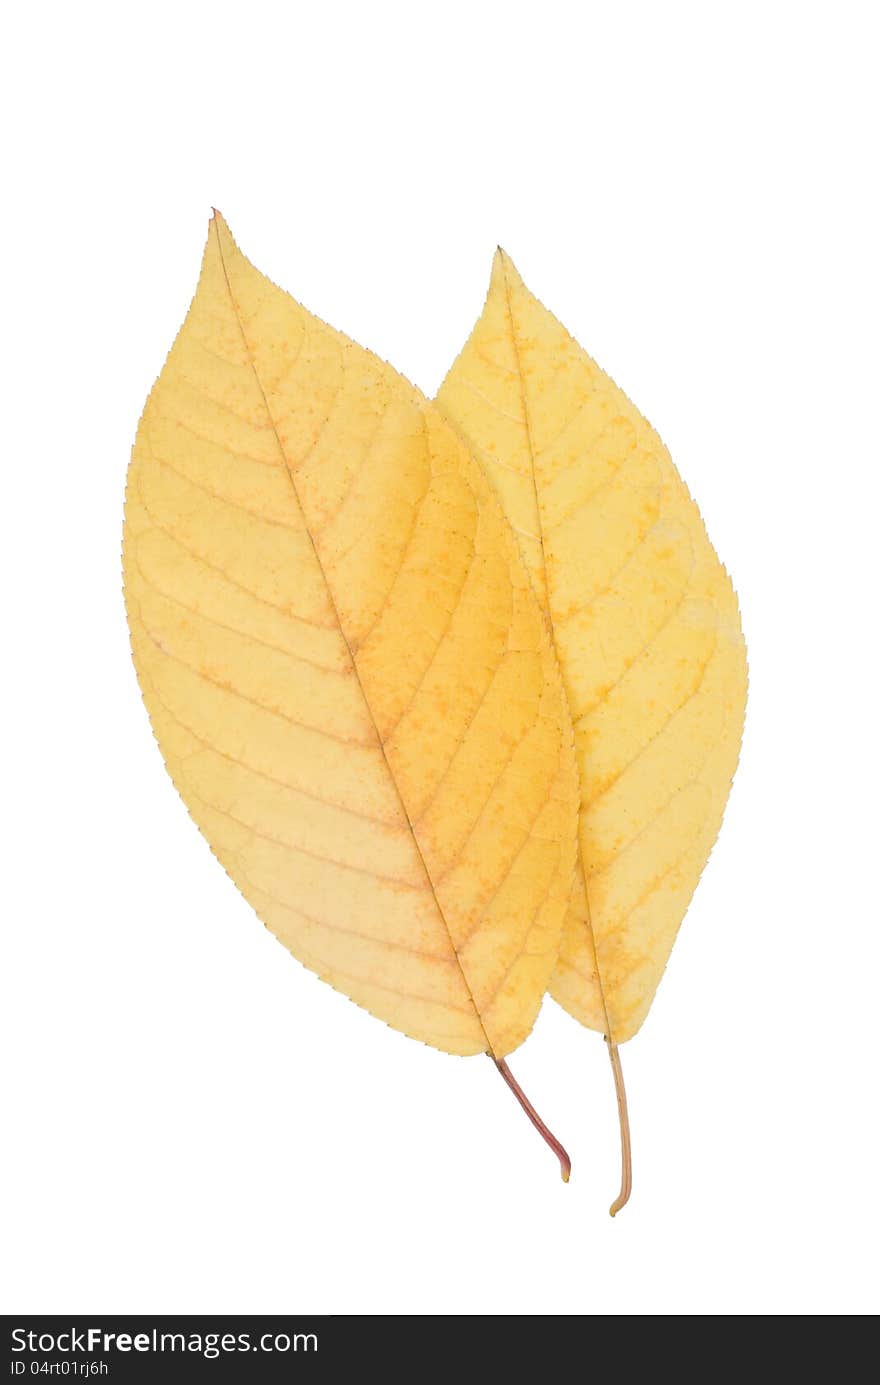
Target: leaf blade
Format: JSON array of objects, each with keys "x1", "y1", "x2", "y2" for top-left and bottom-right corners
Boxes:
[
  {"x1": 124, "y1": 217, "x2": 579, "y2": 1058},
  {"x1": 437, "y1": 250, "x2": 747, "y2": 1043}
]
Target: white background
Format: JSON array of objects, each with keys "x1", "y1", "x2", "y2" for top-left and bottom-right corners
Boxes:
[{"x1": 3, "y1": 1, "x2": 878, "y2": 1317}]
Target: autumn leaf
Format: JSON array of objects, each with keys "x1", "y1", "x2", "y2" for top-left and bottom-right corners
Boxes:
[
  {"x1": 122, "y1": 215, "x2": 580, "y2": 1177},
  {"x1": 436, "y1": 250, "x2": 748, "y2": 1211}
]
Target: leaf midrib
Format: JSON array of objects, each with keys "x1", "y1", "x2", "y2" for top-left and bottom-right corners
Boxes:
[
  {"x1": 498, "y1": 256, "x2": 616, "y2": 1046},
  {"x1": 212, "y1": 221, "x2": 498, "y2": 1057}
]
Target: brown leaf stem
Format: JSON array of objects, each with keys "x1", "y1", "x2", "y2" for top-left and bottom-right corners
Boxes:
[
  {"x1": 606, "y1": 1039, "x2": 632, "y2": 1215},
  {"x1": 493, "y1": 1057, "x2": 571, "y2": 1182}
]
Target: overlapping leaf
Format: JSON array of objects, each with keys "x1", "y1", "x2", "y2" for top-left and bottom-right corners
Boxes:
[
  {"x1": 123, "y1": 217, "x2": 579, "y2": 1060},
  {"x1": 437, "y1": 251, "x2": 747, "y2": 1045}
]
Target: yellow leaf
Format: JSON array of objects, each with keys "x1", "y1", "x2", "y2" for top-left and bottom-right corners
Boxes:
[
  {"x1": 123, "y1": 217, "x2": 580, "y2": 1084},
  {"x1": 437, "y1": 251, "x2": 747, "y2": 1202}
]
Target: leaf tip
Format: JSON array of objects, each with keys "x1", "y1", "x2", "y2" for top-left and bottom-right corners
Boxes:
[
  {"x1": 206, "y1": 208, "x2": 241, "y2": 268},
  {"x1": 490, "y1": 246, "x2": 510, "y2": 293},
  {"x1": 209, "y1": 207, "x2": 232, "y2": 241},
  {"x1": 491, "y1": 246, "x2": 524, "y2": 295}
]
